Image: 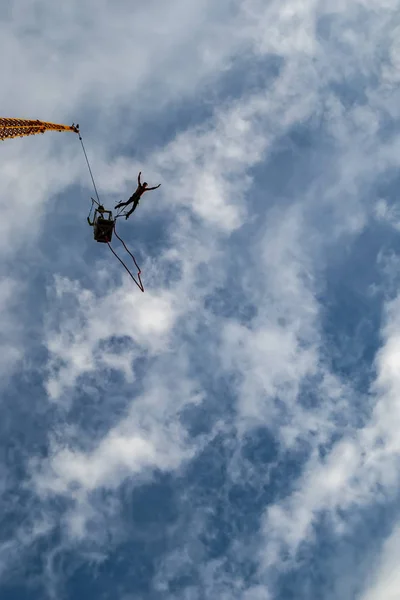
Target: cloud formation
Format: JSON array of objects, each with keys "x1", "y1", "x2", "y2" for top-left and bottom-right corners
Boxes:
[{"x1": 1, "y1": 0, "x2": 400, "y2": 599}]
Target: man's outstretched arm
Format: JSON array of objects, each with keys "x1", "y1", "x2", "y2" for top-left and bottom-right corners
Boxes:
[
  {"x1": 138, "y1": 171, "x2": 142, "y2": 185},
  {"x1": 146, "y1": 184, "x2": 161, "y2": 191}
]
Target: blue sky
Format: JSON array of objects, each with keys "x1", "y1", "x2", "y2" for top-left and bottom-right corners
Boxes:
[{"x1": 1, "y1": 0, "x2": 400, "y2": 598}]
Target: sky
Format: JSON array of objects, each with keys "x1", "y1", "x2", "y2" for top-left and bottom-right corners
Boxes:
[{"x1": 1, "y1": 0, "x2": 400, "y2": 598}]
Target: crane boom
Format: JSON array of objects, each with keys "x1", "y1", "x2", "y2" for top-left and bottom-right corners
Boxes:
[{"x1": 0, "y1": 118, "x2": 79, "y2": 141}]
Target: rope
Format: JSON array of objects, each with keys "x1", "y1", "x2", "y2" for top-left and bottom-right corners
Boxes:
[
  {"x1": 87, "y1": 197, "x2": 96, "y2": 224},
  {"x1": 107, "y1": 239, "x2": 144, "y2": 292},
  {"x1": 107, "y1": 243, "x2": 144, "y2": 292},
  {"x1": 78, "y1": 132, "x2": 101, "y2": 205},
  {"x1": 110, "y1": 223, "x2": 145, "y2": 292},
  {"x1": 114, "y1": 207, "x2": 127, "y2": 219}
]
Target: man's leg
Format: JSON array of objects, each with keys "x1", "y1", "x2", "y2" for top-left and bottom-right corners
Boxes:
[
  {"x1": 115, "y1": 199, "x2": 130, "y2": 209},
  {"x1": 125, "y1": 200, "x2": 139, "y2": 219},
  {"x1": 116, "y1": 191, "x2": 139, "y2": 210}
]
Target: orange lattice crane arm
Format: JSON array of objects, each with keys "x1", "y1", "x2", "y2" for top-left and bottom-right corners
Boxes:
[{"x1": 0, "y1": 117, "x2": 79, "y2": 141}]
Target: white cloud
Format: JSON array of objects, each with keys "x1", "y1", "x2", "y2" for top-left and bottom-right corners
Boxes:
[
  {"x1": 32, "y1": 372, "x2": 208, "y2": 543},
  {"x1": 44, "y1": 276, "x2": 179, "y2": 399},
  {"x1": 38, "y1": 429, "x2": 175, "y2": 496},
  {"x1": 246, "y1": 290, "x2": 400, "y2": 585},
  {"x1": 360, "y1": 524, "x2": 400, "y2": 600},
  {"x1": 0, "y1": 276, "x2": 25, "y2": 377}
]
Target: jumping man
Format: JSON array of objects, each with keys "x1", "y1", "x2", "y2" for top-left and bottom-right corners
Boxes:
[{"x1": 115, "y1": 172, "x2": 161, "y2": 219}]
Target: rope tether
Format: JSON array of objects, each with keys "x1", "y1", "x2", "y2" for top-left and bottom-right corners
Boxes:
[
  {"x1": 109, "y1": 223, "x2": 145, "y2": 292},
  {"x1": 78, "y1": 132, "x2": 101, "y2": 205}
]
